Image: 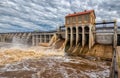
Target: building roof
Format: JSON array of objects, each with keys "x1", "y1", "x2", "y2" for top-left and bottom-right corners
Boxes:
[{"x1": 65, "y1": 10, "x2": 96, "y2": 18}]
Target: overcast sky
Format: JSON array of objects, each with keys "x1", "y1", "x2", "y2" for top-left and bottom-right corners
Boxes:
[{"x1": 0, "y1": 0, "x2": 119, "y2": 32}]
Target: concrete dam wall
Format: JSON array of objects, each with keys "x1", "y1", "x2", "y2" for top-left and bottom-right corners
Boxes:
[
  {"x1": 96, "y1": 33, "x2": 113, "y2": 45},
  {"x1": 0, "y1": 31, "x2": 66, "y2": 50},
  {"x1": 0, "y1": 32, "x2": 55, "y2": 46}
]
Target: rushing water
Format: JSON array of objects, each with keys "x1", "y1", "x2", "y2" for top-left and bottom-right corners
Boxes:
[{"x1": 0, "y1": 42, "x2": 111, "y2": 78}]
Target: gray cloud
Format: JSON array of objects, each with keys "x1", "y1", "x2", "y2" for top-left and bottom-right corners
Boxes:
[{"x1": 0, "y1": 0, "x2": 119, "y2": 32}]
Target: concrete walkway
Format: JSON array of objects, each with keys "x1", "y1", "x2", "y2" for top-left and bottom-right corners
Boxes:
[{"x1": 116, "y1": 46, "x2": 120, "y2": 77}]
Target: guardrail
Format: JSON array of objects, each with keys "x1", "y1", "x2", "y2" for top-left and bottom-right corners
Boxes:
[
  {"x1": 95, "y1": 20, "x2": 116, "y2": 25},
  {"x1": 0, "y1": 30, "x2": 57, "y2": 34},
  {"x1": 111, "y1": 49, "x2": 118, "y2": 78}
]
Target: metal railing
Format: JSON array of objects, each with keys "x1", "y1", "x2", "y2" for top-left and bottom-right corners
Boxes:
[
  {"x1": 95, "y1": 20, "x2": 116, "y2": 25},
  {"x1": 0, "y1": 30, "x2": 57, "y2": 34}
]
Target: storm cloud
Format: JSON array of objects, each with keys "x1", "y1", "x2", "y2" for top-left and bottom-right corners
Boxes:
[{"x1": 0, "y1": 0, "x2": 119, "y2": 32}]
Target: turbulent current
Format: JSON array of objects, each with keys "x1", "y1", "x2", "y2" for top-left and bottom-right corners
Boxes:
[{"x1": 0, "y1": 42, "x2": 110, "y2": 78}]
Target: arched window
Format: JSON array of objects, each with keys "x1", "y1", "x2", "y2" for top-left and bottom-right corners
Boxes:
[
  {"x1": 67, "y1": 27, "x2": 71, "y2": 34},
  {"x1": 84, "y1": 26, "x2": 89, "y2": 32},
  {"x1": 73, "y1": 27, "x2": 76, "y2": 34},
  {"x1": 78, "y1": 27, "x2": 82, "y2": 32}
]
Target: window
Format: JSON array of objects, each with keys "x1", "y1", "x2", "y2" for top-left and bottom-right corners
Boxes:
[
  {"x1": 84, "y1": 14, "x2": 89, "y2": 21},
  {"x1": 66, "y1": 18, "x2": 70, "y2": 24},
  {"x1": 72, "y1": 17, "x2": 76, "y2": 23},
  {"x1": 78, "y1": 16, "x2": 82, "y2": 23}
]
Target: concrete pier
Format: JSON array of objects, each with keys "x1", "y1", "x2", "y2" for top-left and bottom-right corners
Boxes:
[
  {"x1": 32, "y1": 32, "x2": 54, "y2": 46},
  {"x1": 65, "y1": 24, "x2": 95, "y2": 55}
]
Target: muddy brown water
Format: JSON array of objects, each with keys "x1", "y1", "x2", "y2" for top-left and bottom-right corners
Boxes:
[
  {"x1": 0, "y1": 42, "x2": 111, "y2": 78},
  {"x1": 0, "y1": 56, "x2": 111, "y2": 78}
]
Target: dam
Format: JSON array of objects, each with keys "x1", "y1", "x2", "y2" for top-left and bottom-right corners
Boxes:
[{"x1": 0, "y1": 10, "x2": 119, "y2": 78}]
